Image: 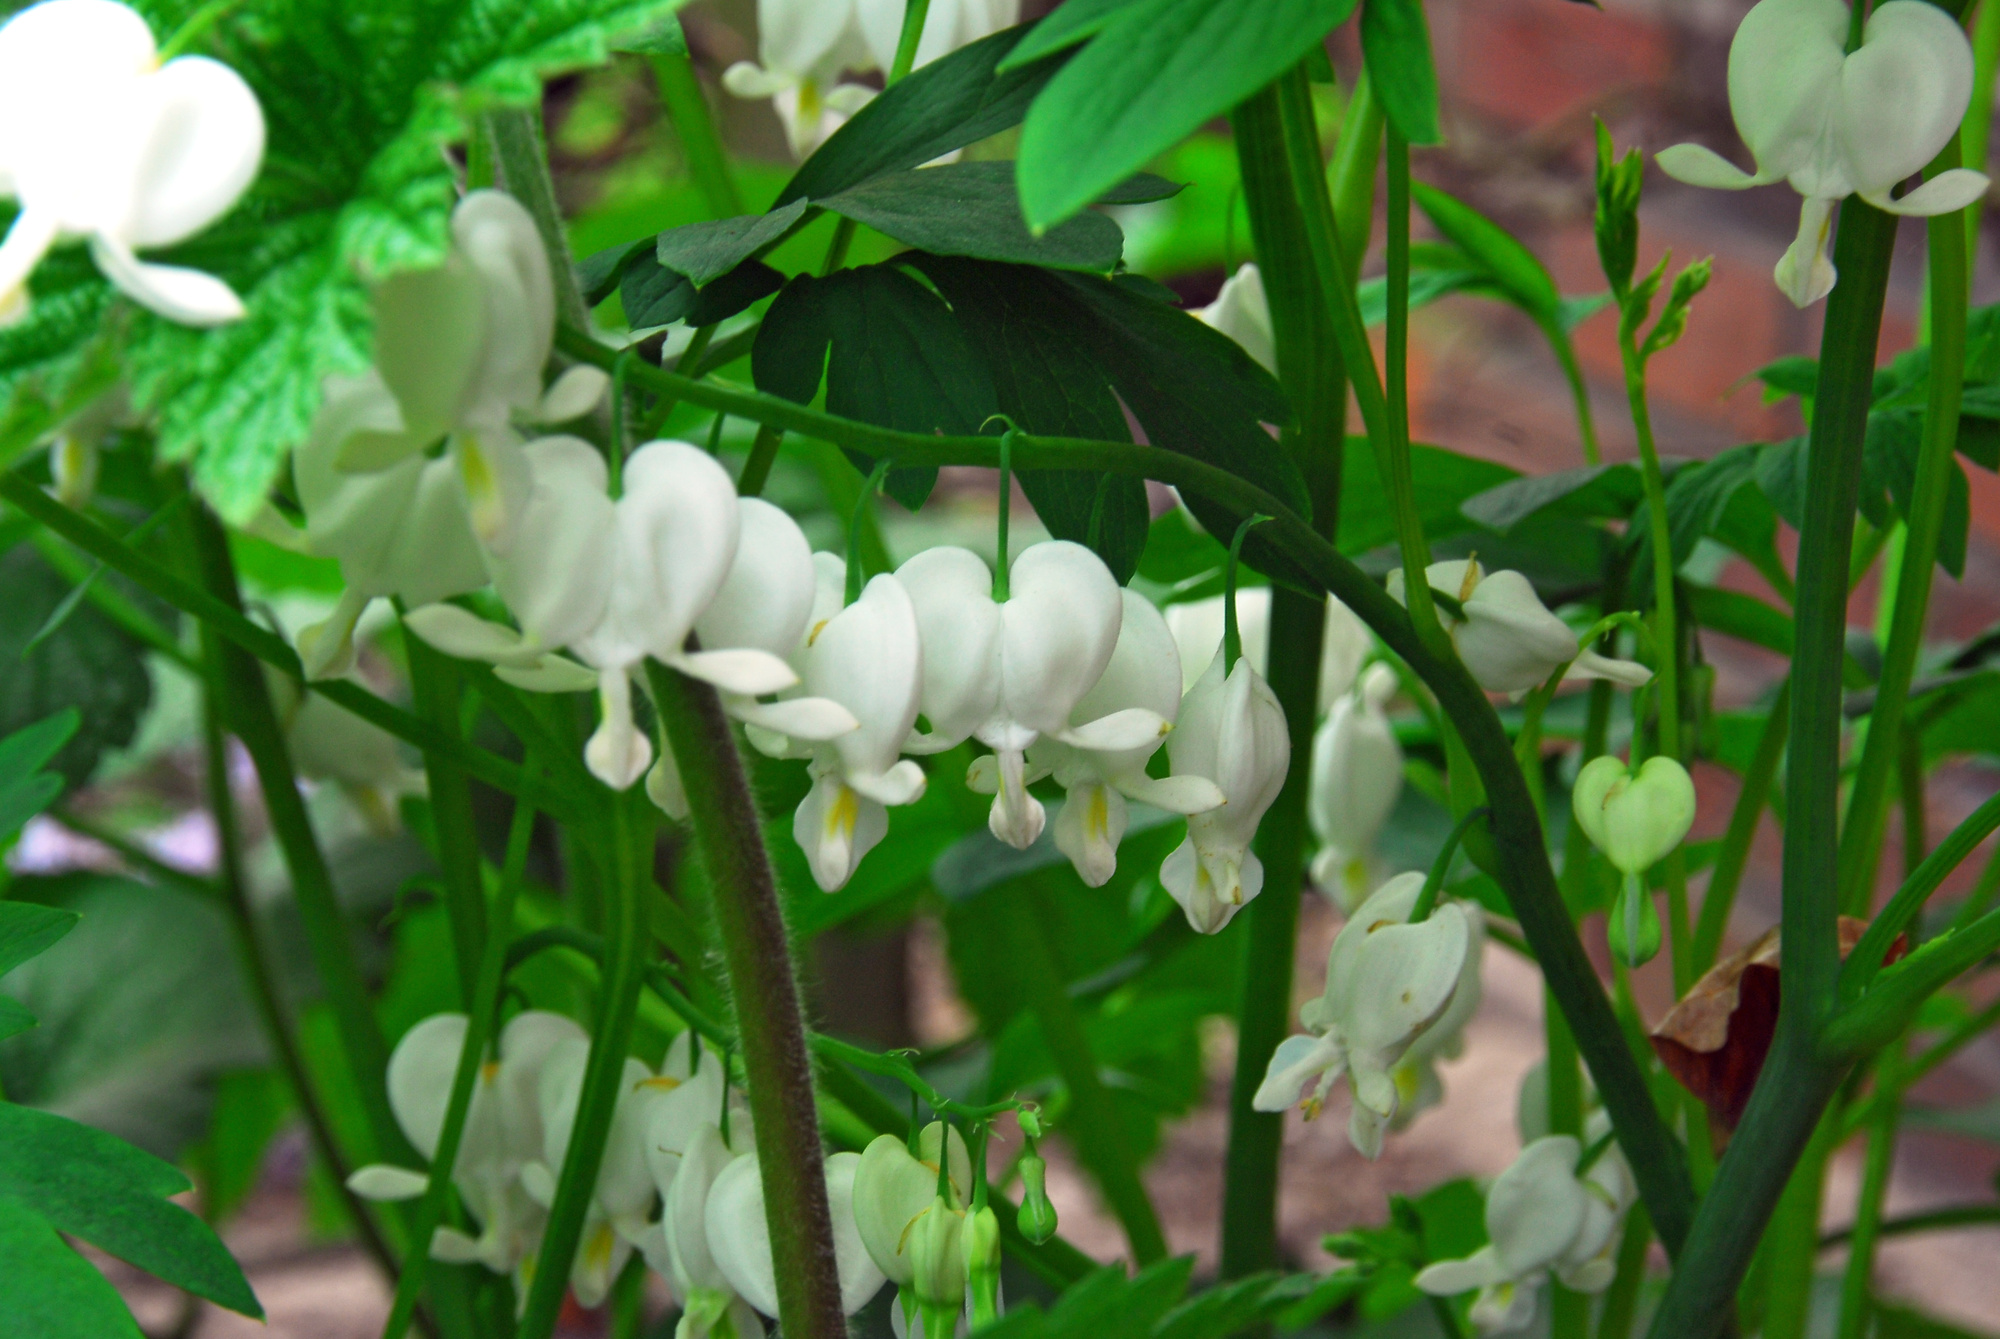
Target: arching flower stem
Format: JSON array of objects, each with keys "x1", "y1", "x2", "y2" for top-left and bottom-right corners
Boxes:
[{"x1": 1221, "y1": 513, "x2": 1271, "y2": 670}]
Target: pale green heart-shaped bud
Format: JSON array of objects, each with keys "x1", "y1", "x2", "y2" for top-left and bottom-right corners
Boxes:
[{"x1": 1572, "y1": 755, "x2": 1696, "y2": 876}]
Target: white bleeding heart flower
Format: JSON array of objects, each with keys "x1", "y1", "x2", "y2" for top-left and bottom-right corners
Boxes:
[
  {"x1": 661, "y1": 1120, "x2": 765, "y2": 1339},
  {"x1": 850, "y1": 1124, "x2": 973, "y2": 1284},
  {"x1": 1388, "y1": 560, "x2": 1651, "y2": 697},
  {"x1": 1159, "y1": 648, "x2": 1290, "y2": 933},
  {"x1": 704, "y1": 1148, "x2": 886, "y2": 1319},
  {"x1": 1019, "y1": 590, "x2": 1224, "y2": 887},
  {"x1": 1163, "y1": 587, "x2": 1371, "y2": 709},
  {"x1": 722, "y1": 0, "x2": 878, "y2": 157},
  {"x1": 898, "y1": 542, "x2": 1169, "y2": 850},
  {"x1": 0, "y1": 0, "x2": 265, "y2": 326},
  {"x1": 1655, "y1": 0, "x2": 1988, "y2": 307},
  {"x1": 1194, "y1": 261, "x2": 1276, "y2": 373},
  {"x1": 346, "y1": 1010, "x2": 586, "y2": 1282},
  {"x1": 1308, "y1": 663, "x2": 1405, "y2": 912},
  {"x1": 1253, "y1": 873, "x2": 1481, "y2": 1157},
  {"x1": 264, "y1": 666, "x2": 419, "y2": 835},
  {"x1": 1415, "y1": 1115, "x2": 1636, "y2": 1333}
]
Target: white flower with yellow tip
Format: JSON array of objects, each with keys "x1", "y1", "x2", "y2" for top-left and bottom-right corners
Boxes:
[
  {"x1": 1309, "y1": 663, "x2": 1404, "y2": 912},
  {"x1": 0, "y1": 0, "x2": 264, "y2": 326},
  {"x1": 1253, "y1": 873, "x2": 1481, "y2": 1156},
  {"x1": 1656, "y1": 0, "x2": 1988, "y2": 307},
  {"x1": 722, "y1": 0, "x2": 877, "y2": 157},
  {"x1": 1388, "y1": 559, "x2": 1650, "y2": 697}
]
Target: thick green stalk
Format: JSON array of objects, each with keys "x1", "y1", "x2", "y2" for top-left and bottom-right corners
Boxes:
[
  {"x1": 1762, "y1": 1113, "x2": 1841, "y2": 1339},
  {"x1": 888, "y1": 0, "x2": 934, "y2": 82},
  {"x1": 1548, "y1": 996, "x2": 1588, "y2": 1339},
  {"x1": 1835, "y1": 1058, "x2": 1903, "y2": 1339},
  {"x1": 1002, "y1": 886, "x2": 1168, "y2": 1266},
  {"x1": 738, "y1": 423, "x2": 784, "y2": 497},
  {"x1": 1843, "y1": 775, "x2": 2000, "y2": 1005},
  {"x1": 404, "y1": 636, "x2": 486, "y2": 1006},
  {"x1": 1837, "y1": 142, "x2": 1970, "y2": 918},
  {"x1": 1693, "y1": 680, "x2": 1791, "y2": 975},
  {"x1": 187, "y1": 504, "x2": 407, "y2": 1167},
  {"x1": 651, "y1": 53, "x2": 742, "y2": 218},
  {"x1": 1383, "y1": 125, "x2": 1432, "y2": 620},
  {"x1": 489, "y1": 108, "x2": 589, "y2": 334},
  {"x1": 516, "y1": 791, "x2": 652, "y2": 1339},
  {"x1": 553, "y1": 333, "x2": 1700, "y2": 1254},
  {"x1": 647, "y1": 663, "x2": 848, "y2": 1338},
  {"x1": 1645, "y1": 198, "x2": 1900, "y2": 1339},
  {"x1": 1220, "y1": 71, "x2": 1346, "y2": 1281}
]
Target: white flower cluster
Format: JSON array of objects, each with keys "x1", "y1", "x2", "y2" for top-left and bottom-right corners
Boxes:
[
  {"x1": 0, "y1": 0, "x2": 264, "y2": 326},
  {"x1": 722, "y1": 0, "x2": 1020, "y2": 157},
  {"x1": 353, "y1": 1020, "x2": 1006, "y2": 1337}
]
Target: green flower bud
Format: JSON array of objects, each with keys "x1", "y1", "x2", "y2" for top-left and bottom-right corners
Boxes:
[
  {"x1": 1018, "y1": 1108, "x2": 1044, "y2": 1141},
  {"x1": 1608, "y1": 873, "x2": 1663, "y2": 969},
  {"x1": 1017, "y1": 1151, "x2": 1058, "y2": 1244},
  {"x1": 963, "y1": 1205, "x2": 1002, "y2": 1325},
  {"x1": 1573, "y1": 755, "x2": 1696, "y2": 878}
]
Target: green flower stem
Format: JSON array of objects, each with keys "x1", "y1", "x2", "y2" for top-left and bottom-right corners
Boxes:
[
  {"x1": 1594, "y1": 1206, "x2": 1651, "y2": 1339},
  {"x1": 889, "y1": 0, "x2": 934, "y2": 82},
  {"x1": 1327, "y1": 70, "x2": 1381, "y2": 279},
  {"x1": 1822, "y1": 1203, "x2": 2000, "y2": 1247},
  {"x1": 555, "y1": 330, "x2": 1700, "y2": 1254},
  {"x1": 1001, "y1": 886, "x2": 1168, "y2": 1266},
  {"x1": 26, "y1": 529, "x2": 199, "y2": 673},
  {"x1": 1837, "y1": 140, "x2": 1970, "y2": 919},
  {"x1": 1548, "y1": 322, "x2": 1603, "y2": 466},
  {"x1": 52, "y1": 807, "x2": 221, "y2": 902},
  {"x1": 382, "y1": 759, "x2": 540, "y2": 1339},
  {"x1": 186, "y1": 503, "x2": 408, "y2": 1168},
  {"x1": 645, "y1": 662, "x2": 849, "y2": 1339},
  {"x1": 516, "y1": 789, "x2": 654, "y2": 1339},
  {"x1": 1835, "y1": 1053, "x2": 1903, "y2": 1339},
  {"x1": 1843, "y1": 782, "x2": 2000, "y2": 1004},
  {"x1": 737, "y1": 424, "x2": 785, "y2": 496},
  {"x1": 1761, "y1": 1111, "x2": 1841, "y2": 1339},
  {"x1": 1824, "y1": 904, "x2": 2000, "y2": 1054},
  {"x1": 1692, "y1": 679, "x2": 1791, "y2": 975},
  {"x1": 403, "y1": 635, "x2": 486, "y2": 1007},
  {"x1": 1220, "y1": 70, "x2": 1345, "y2": 1281},
  {"x1": 489, "y1": 108, "x2": 589, "y2": 334},
  {"x1": 650, "y1": 53, "x2": 743, "y2": 219},
  {"x1": 1383, "y1": 123, "x2": 1433, "y2": 623},
  {"x1": 1645, "y1": 198, "x2": 1901, "y2": 1339},
  {"x1": 0, "y1": 469, "x2": 583, "y2": 820}
]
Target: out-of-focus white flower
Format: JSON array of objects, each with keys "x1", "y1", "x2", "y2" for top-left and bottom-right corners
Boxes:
[
  {"x1": 266, "y1": 668, "x2": 420, "y2": 834},
  {"x1": 1195, "y1": 262, "x2": 1275, "y2": 372},
  {"x1": 898, "y1": 543, "x2": 1169, "y2": 850},
  {"x1": 0, "y1": 0, "x2": 264, "y2": 326},
  {"x1": 722, "y1": 0, "x2": 878, "y2": 157},
  {"x1": 1655, "y1": 0, "x2": 1987, "y2": 307},
  {"x1": 1253, "y1": 873, "x2": 1481, "y2": 1156},
  {"x1": 857, "y1": 0, "x2": 1021, "y2": 76},
  {"x1": 662, "y1": 1121, "x2": 765, "y2": 1339},
  {"x1": 1415, "y1": 1115, "x2": 1636, "y2": 1333},
  {"x1": 1164, "y1": 587, "x2": 1370, "y2": 710},
  {"x1": 1018, "y1": 590, "x2": 1223, "y2": 887},
  {"x1": 1388, "y1": 560, "x2": 1650, "y2": 697},
  {"x1": 704, "y1": 1147, "x2": 885, "y2": 1319},
  {"x1": 1309, "y1": 663, "x2": 1404, "y2": 912},
  {"x1": 346, "y1": 1011, "x2": 586, "y2": 1285}
]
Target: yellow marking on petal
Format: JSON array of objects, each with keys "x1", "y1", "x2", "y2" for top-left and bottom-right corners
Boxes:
[
  {"x1": 1088, "y1": 789, "x2": 1109, "y2": 842},
  {"x1": 807, "y1": 617, "x2": 832, "y2": 646},
  {"x1": 638, "y1": 1075, "x2": 683, "y2": 1091},
  {"x1": 823, "y1": 784, "x2": 859, "y2": 842},
  {"x1": 585, "y1": 1223, "x2": 615, "y2": 1271},
  {"x1": 1457, "y1": 556, "x2": 1481, "y2": 605},
  {"x1": 481, "y1": 1061, "x2": 501, "y2": 1082},
  {"x1": 897, "y1": 1205, "x2": 931, "y2": 1257},
  {"x1": 457, "y1": 434, "x2": 505, "y2": 544},
  {"x1": 1302, "y1": 1096, "x2": 1323, "y2": 1121}
]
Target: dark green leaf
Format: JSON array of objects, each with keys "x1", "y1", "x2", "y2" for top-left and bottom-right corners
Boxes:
[
  {"x1": 0, "y1": 1102, "x2": 260, "y2": 1315},
  {"x1": 1017, "y1": 0, "x2": 1361, "y2": 229},
  {"x1": 817, "y1": 161, "x2": 1126, "y2": 271},
  {"x1": 613, "y1": 10, "x2": 687, "y2": 54},
  {"x1": 1410, "y1": 183, "x2": 1557, "y2": 316},
  {"x1": 1340, "y1": 437, "x2": 1516, "y2": 555},
  {"x1": 192, "y1": 1069, "x2": 294, "y2": 1224},
  {"x1": 654, "y1": 198, "x2": 811, "y2": 287},
  {"x1": 1460, "y1": 463, "x2": 1641, "y2": 532},
  {"x1": 684, "y1": 260, "x2": 786, "y2": 325},
  {"x1": 0, "y1": 546, "x2": 150, "y2": 789},
  {"x1": 780, "y1": 25, "x2": 1070, "y2": 206},
  {"x1": 1096, "y1": 173, "x2": 1188, "y2": 205},
  {"x1": 0, "y1": 903, "x2": 80, "y2": 978},
  {"x1": 1756, "y1": 436, "x2": 1810, "y2": 530},
  {"x1": 1361, "y1": 0, "x2": 1442, "y2": 146},
  {"x1": 1626, "y1": 445, "x2": 1767, "y2": 598},
  {"x1": 1871, "y1": 1302, "x2": 1995, "y2": 1339},
  {"x1": 1356, "y1": 267, "x2": 1490, "y2": 327},
  {"x1": 1002, "y1": 0, "x2": 1149, "y2": 68},
  {"x1": 1754, "y1": 355, "x2": 1820, "y2": 403},
  {"x1": 618, "y1": 252, "x2": 696, "y2": 328},
  {"x1": 0, "y1": 1196, "x2": 144, "y2": 1339},
  {"x1": 578, "y1": 237, "x2": 653, "y2": 306}
]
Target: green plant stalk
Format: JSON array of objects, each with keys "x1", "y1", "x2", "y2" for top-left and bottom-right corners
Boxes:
[
  {"x1": 1219, "y1": 71, "x2": 1346, "y2": 1282},
  {"x1": 552, "y1": 333, "x2": 1701, "y2": 1254},
  {"x1": 1965, "y1": 0, "x2": 2000, "y2": 257},
  {"x1": 1383, "y1": 123, "x2": 1434, "y2": 620},
  {"x1": 1843, "y1": 781, "x2": 2000, "y2": 1004},
  {"x1": 1693, "y1": 679, "x2": 1791, "y2": 975},
  {"x1": 0, "y1": 469, "x2": 579, "y2": 818},
  {"x1": 403, "y1": 635, "x2": 486, "y2": 1007},
  {"x1": 26, "y1": 529, "x2": 199, "y2": 672},
  {"x1": 1836, "y1": 141, "x2": 1970, "y2": 920},
  {"x1": 1001, "y1": 883, "x2": 1168, "y2": 1266},
  {"x1": 1899, "y1": 732, "x2": 1929, "y2": 880},
  {"x1": 1824, "y1": 903, "x2": 2000, "y2": 1054},
  {"x1": 1548, "y1": 996, "x2": 1588, "y2": 1339},
  {"x1": 516, "y1": 790, "x2": 653, "y2": 1339},
  {"x1": 1595, "y1": 1205, "x2": 1652, "y2": 1339},
  {"x1": 1645, "y1": 198, "x2": 1901, "y2": 1339},
  {"x1": 651, "y1": 53, "x2": 743, "y2": 218},
  {"x1": 1844, "y1": 994, "x2": 2000, "y2": 1137},
  {"x1": 1823, "y1": 1202, "x2": 2000, "y2": 1246},
  {"x1": 646, "y1": 662, "x2": 849, "y2": 1338},
  {"x1": 489, "y1": 108, "x2": 589, "y2": 334},
  {"x1": 1835, "y1": 1054, "x2": 1903, "y2": 1339},
  {"x1": 889, "y1": 0, "x2": 933, "y2": 82},
  {"x1": 737, "y1": 424, "x2": 785, "y2": 496},
  {"x1": 187, "y1": 503, "x2": 407, "y2": 1167},
  {"x1": 1760, "y1": 1111, "x2": 1841, "y2": 1339},
  {"x1": 383, "y1": 762, "x2": 540, "y2": 1339}
]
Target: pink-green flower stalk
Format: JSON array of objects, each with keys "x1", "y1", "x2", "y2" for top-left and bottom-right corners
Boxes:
[
  {"x1": 1309, "y1": 663, "x2": 1405, "y2": 912},
  {"x1": 1655, "y1": 0, "x2": 1987, "y2": 307},
  {"x1": 898, "y1": 542, "x2": 1171, "y2": 850},
  {"x1": 0, "y1": 0, "x2": 264, "y2": 326},
  {"x1": 1388, "y1": 560, "x2": 1650, "y2": 697},
  {"x1": 1253, "y1": 873, "x2": 1482, "y2": 1155}
]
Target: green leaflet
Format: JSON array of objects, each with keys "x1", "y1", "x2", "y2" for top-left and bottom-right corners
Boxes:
[
  {"x1": 1016, "y1": 0, "x2": 1358, "y2": 230},
  {"x1": 1410, "y1": 182, "x2": 1559, "y2": 317},
  {"x1": 0, "y1": 709, "x2": 77, "y2": 842},
  {"x1": 817, "y1": 162, "x2": 1127, "y2": 272},
  {"x1": 0, "y1": 0, "x2": 688, "y2": 520},
  {"x1": 1360, "y1": 0, "x2": 1442, "y2": 146},
  {"x1": 0, "y1": 1197, "x2": 145, "y2": 1339}
]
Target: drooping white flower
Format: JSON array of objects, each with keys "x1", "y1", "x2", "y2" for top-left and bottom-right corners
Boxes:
[
  {"x1": 346, "y1": 1010, "x2": 587, "y2": 1283},
  {"x1": 1414, "y1": 1116, "x2": 1636, "y2": 1333},
  {"x1": 1017, "y1": 590, "x2": 1224, "y2": 887},
  {"x1": 1309, "y1": 663, "x2": 1404, "y2": 912},
  {"x1": 897, "y1": 542, "x2": 1170, "y2": 850},
  {"x1": 1194, "y1": 262, "x2": 1275, "y2": 373},
  {"x1": 660, "y1": 1120, "x2": 764, "y2": 1339},
  {"x1": 704, "y1": 1147, "x2": 886, "y2": 1319},
  {"x1": 1656, "y1": 0, "x2": 1988, "y2": 307},
  {"x1": 0, "y1": 0, "x2": 264, "y2": 326},
  {"x1": 1163, "y1": 586, "x2": 1371, "y2": 709},
  {"x1": 851, "y1": 1124, "x2": 974, "y2": 1336},
  {"x1": 266, "y1": 666, "x2": 420, "y2": 835},
  {"x1": 1388, "y1": 560, "x2": 1651, "y2": 697},
  {"x1": 722, "y1": 0, "x2": 878, "y2": 157},
  {"x1": 1159, "y1": 648, "x2": 1290, "y2": 933},
  {"x1": 1253, "y1": 873, "x2": 1481, "y2": 1156},
  {"x1": 856, "y1": 0, "x2": 1021, "y2": 76}
]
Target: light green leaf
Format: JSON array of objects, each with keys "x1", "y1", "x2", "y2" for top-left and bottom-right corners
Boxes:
[
  {"x1": 1410, "y1": 182, "x2": 1558, "y2": 317},
  {"x1": 1361, "y1": 0, "x2": 1441, "y2": 146},
  {"x1": 0, "y1": 709, "x2": 78, "y2": 842},
  {"x1": 0, "y1": 1197, "x2": 145, "y2": 1339},
  {"x1": 0, "y1": 995, "x2": 37, "y2": 1041}
]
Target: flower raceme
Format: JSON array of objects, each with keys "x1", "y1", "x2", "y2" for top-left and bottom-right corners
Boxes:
[
  {"x1": 1388, "y1": 559, "x2": 1651, "y2": 696},
  {"x1": 1656, "y1": 0, "x2": 1989, "y2": 307},
  {"x1": 0, "y1": 0, "x2": 264, "y2": 326}
]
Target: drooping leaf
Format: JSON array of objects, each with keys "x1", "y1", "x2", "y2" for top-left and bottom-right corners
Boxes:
[
  {"x1": 577, "y1": 237, "x2": 653, "y2": 305},
  {"x1": 1361, "y1": 0, "x2": 1442, "y2": 146},
  {"x1": 0, "y1": 546, "x2": 151, "y2": 789},
  {"x1": 1410, "y1": 183, "x2": 1557, "y2": 317},
  {"x1": 1001, "y1": 0, "x2": 1150, "y2": 68},
  {"x1": 617, "y1": 252, "x2": 697, "y2": 328},
  {"x1": 0, "y1": 1101, "x2": 260, "y2": 1315},
  {"x1": 0, "y1": 1196, "x2": 145, "y2": 1339},
  {"x1": 816, "y1": 162, "x2": 1126, "y2": 272},
  {"x1": 1016, "y1": 0, "x2": 1360, "y2": 229}
]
